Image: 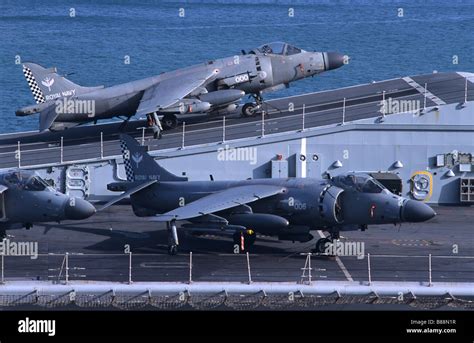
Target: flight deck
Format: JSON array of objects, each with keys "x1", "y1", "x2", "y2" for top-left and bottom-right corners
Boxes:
[
  {"x1": 0, "y1": 71, "x2": 472, "y2": 310},
  {"x1": 0, "y1": 71, "x2": 471, "y2": 169},
  {"x1": 0, "y1": 205, "x2": 472, "y2": 310}
]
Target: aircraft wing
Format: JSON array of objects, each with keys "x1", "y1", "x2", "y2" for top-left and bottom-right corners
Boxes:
[
  {"x1": 152, "y1": 184, "x2": 286, "y2": 222},
  {"x1": 136, "y1": 69, "x2": 219, "y2": 116}
]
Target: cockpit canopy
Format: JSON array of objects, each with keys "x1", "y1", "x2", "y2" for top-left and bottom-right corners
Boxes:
[
  {"x1": 250, "y1": 42, "x2": 305, "y2": 56},
  {"x1": 332, "y1": 173, "x2": 386, "y2": 193},
  {"x1": 0, "y1": 170, "x2": 51, "y2": 191}
]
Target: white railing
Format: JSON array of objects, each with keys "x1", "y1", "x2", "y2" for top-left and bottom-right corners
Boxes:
[
  {"x1": 0, "y1": 75, "x2": 471, "y2": 171},
  {"x1": 0, "y1": 251, "x2": 473, "y2": 309},
  {"x1": 0, "y1": 252, "x2": 473, "y2": 286}
]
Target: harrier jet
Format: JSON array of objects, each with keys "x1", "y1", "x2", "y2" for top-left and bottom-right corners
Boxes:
[
  {"x1": 16, "y1": 42, "x2": 346, "y2": 137},
  {"x1": 100, "y1": 135, "x2": 436, "y2": 255},
  {"x1": 0, "y1": 169, "x2": 96, "y2": 238}
]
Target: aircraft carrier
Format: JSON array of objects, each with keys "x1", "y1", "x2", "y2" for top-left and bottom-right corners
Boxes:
[
  {"x1": 0, "y1": 71, "x2": 473, "y2": 309},
  {"x1": 0, "y1": 71, "x2": 472, "y2": 204}
]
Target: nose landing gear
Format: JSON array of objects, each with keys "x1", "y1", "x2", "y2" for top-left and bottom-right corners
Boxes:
[
  {"x1": 315, "y1": 237, "x2": 331, "y2": 254},
  {"x1": 314, "y1": 231, "x2": 340, "y2": 255}
]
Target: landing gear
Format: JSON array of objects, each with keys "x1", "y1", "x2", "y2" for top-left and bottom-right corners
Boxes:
[
  {"x1": 161, "y1": 114, "x2": 178, "y2": 130},
  {"x1": 167, "y1": 220, "x2": 179, "y2": 255},
  {"x1": 232, "y1": 230, "x2": 256, "y2": 253},
  {"x1": 147, "y1": 112, "x2": 163, "y2": 139},
  {"x1": 314, "y1": 231, "x2": 340, "y2": 254},
  {"x1": 242, "y1": 103, "x2": 260, "y2": 117},
  {"x1": 315, "y1": 237, "x2": 331, "y2": 254},
  {"x1": 241, "y1": 93, "x2": 264, "y2": 117}
]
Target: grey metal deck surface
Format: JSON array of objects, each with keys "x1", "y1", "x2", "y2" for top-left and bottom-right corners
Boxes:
[
  {"x1": 2, "y1": 205, "x2": 472, "y2": 284},
  {"x1": 0, "y1": 72, "x2": 471, "y2": 169}
]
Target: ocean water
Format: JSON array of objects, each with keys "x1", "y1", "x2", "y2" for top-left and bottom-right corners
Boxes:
[{"x1": 0, "y1": 0, "x2": 473, "y2": 133}]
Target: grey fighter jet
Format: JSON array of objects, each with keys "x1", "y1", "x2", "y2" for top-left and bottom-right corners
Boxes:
[
  {"x1": 0, "y1": 169, "x2": 96, "y2": 238},
  {"x1": 16, "y1": 42, "x2": 346, "y2": 137},
  {"x1": 100, "y1": 135, "x2": 436, "y2": 255}
]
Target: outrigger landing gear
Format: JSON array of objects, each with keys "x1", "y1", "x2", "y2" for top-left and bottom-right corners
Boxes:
[
  {"x1": 147, "y1": 112, "x2": 163, "y2": 139},
  {"x1": 167, "y1": 220, "x2": 179, "y2": 255},
  {"x1": 314, "y1": 231, "x2": 340, "y2": 254}
]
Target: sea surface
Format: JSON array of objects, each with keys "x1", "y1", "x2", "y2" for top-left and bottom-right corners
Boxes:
[{"x1": 0, "y1": 0, "x2": 473, "y2": 133}]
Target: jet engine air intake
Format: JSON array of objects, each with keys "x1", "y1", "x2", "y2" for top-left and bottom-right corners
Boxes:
[{"x1": 319, "y1": 185, "x2": 344, "y2": 224}]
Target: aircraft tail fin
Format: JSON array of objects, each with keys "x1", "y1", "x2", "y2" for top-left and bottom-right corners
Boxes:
[
  {"x1": 119, "y1": 134, "x2": 188, "y2": 183},
  {"x1": 22, "y1": 62, "x2": 101, "y2": 104}
]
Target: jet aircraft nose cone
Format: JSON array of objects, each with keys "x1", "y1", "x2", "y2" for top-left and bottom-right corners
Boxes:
[
  {"x1": 325, "y1": 52, "x2": 346, "y2": 70},
  {"x1": 65, "y1": 198, "x2": 96, "y2": 220},
  {"x1": 402, "y1": 200, "x2": 436, "y2": 222}
]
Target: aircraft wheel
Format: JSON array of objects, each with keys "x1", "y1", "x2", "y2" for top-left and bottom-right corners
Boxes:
[
  {"x1": 315, "y1": 237, "x2": 331, "y2": 254},
  {"x1": 162, "y1": 114, "x2": 178, "y2": 130},
  {"x1": 168, "y1": 245, "x2": 179, "y2": 255},
  {"x1": 241, "y1": 103, "x2": 258, "y2": 117}
]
